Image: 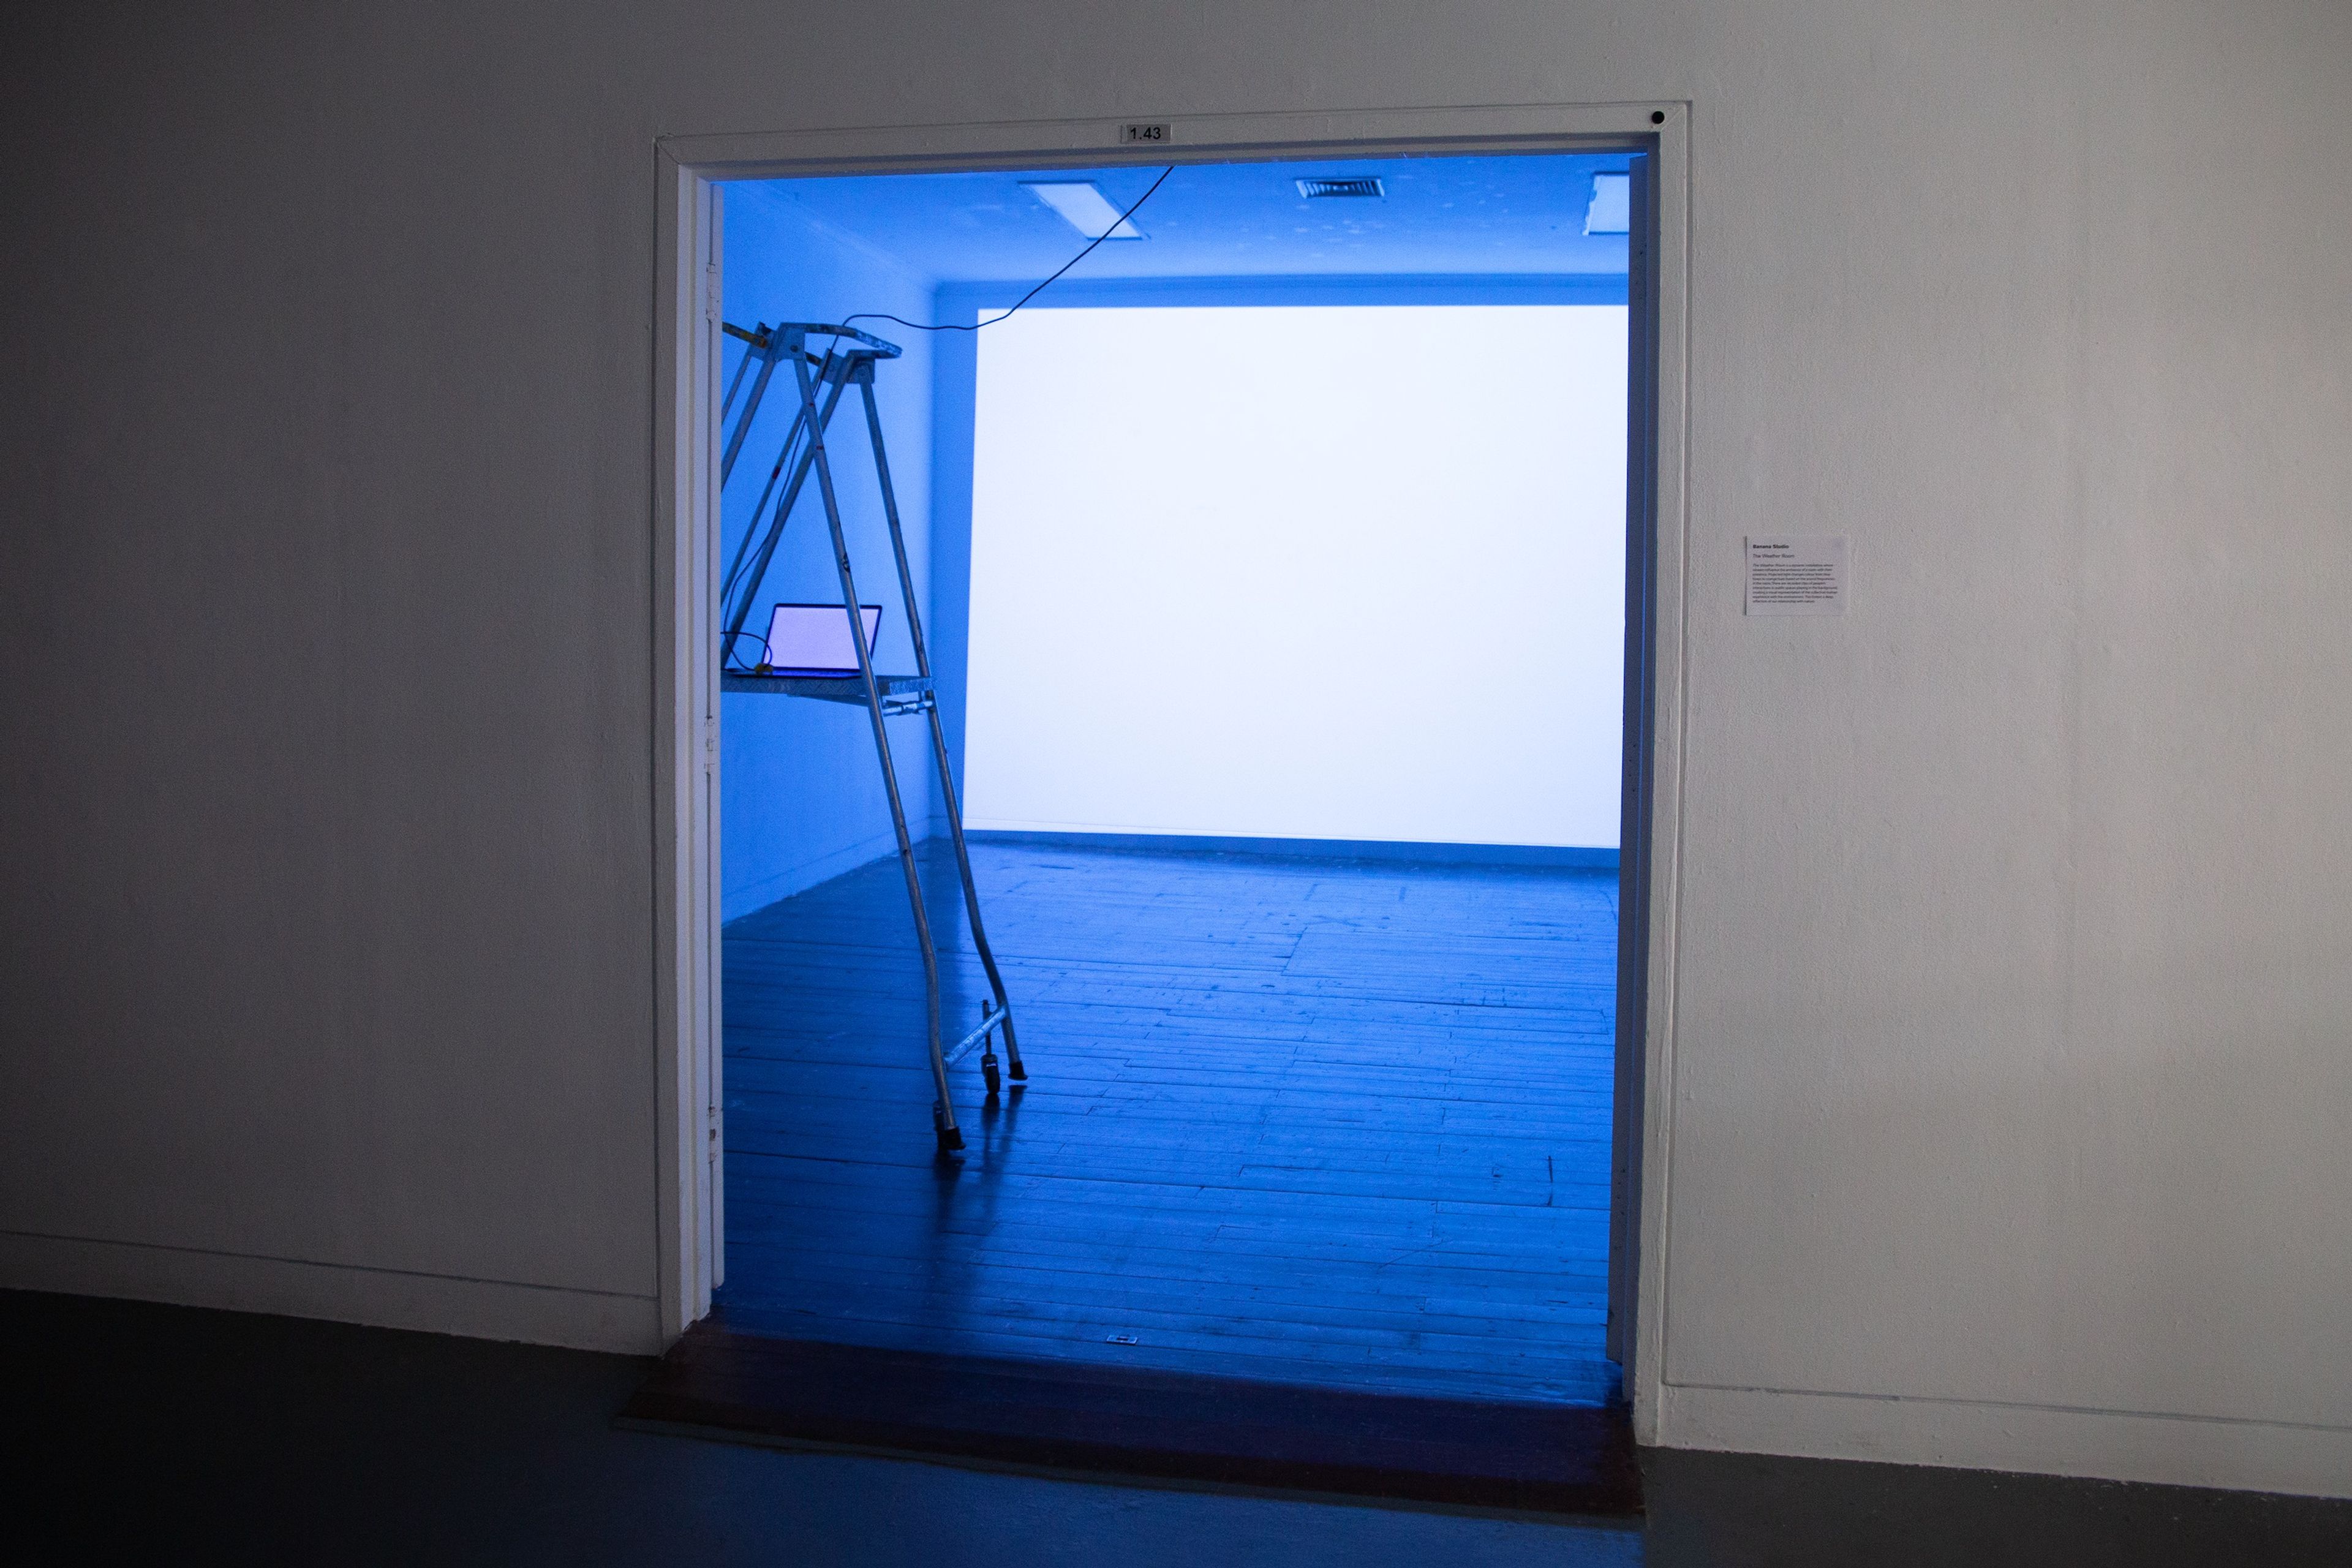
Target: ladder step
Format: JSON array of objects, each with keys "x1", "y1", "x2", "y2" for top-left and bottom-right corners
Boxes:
[{"x1": 944, "y1": 1006, "x2": 1011, "y2": 1068}]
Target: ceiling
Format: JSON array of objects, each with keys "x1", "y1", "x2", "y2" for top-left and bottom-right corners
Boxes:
[{"x1": 725, "y1": 152, "x2": 1634, "y2": 285}]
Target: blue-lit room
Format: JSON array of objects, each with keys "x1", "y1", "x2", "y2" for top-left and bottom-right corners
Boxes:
[{"x1": 706, "y1": 152, "x2": 1641, "y2": 1461}]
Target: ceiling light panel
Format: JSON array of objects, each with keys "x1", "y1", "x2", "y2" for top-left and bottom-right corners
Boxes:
[
  {"x1": 1022, "y1": 182, "x2": 1145, "y2": 240},
  {"x1": 1584, "y1": 173, "x2": 1630, "y2": 236}
]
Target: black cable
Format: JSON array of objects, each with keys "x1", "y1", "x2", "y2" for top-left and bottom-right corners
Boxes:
[
  {"x1": 721, "y1": 371, "x2": 818, "y2": 606},
  {"x1": 842, "y1": 167, "x2": 1176, "y2": 337},
  {"x1": 721, "y1": 628, "x2": 773, "y2": 674},
  {"x1": 720, "y1": 347, "x2": 842, "y2": 622}
]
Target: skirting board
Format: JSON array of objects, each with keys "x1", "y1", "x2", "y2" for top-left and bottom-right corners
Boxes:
[
  {"x1": 0, "y1": 1230, "x2": 665, "y2": 1355},
  {"x1": 966, "y1": 830, "x2": 1619, "y2": 870},
  {"x1": 1658, "y1": 1381, "x2": 2352, "y2": 1502},
  {"x1": 723, "y1": 820, "x2": 945, "y2": 924}
]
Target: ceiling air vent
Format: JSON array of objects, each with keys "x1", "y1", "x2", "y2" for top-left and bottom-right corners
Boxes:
[{"x1": 1295, "y1": 176, "x2": 1385, "y2": 199}]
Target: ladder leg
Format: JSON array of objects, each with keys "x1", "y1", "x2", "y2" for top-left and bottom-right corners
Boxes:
[
  {"x1": 719, "y1": 334, "x2": 785, "y2": 484},
  {"x1": 718, "y1": 395, "x2": 809, "y2": 606},
  {"x1": 721, "y1": 369, "x2": 853, "y2": 662},
  {"x1": 858, "y1": 379, "x2": 1025, "y2": 1081},
  {"x1": 926, "y1": 712, "x2": 1024, "y2": 1079},
  {"x1": 720, "y1": 323, "x2": 761, "y2": 418},
  {"x1": 799, "y1": 355, "x2": 961, "y2": 1152}
]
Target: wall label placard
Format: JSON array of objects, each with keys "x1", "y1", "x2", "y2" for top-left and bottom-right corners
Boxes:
[{"x1": 1746, "y1": 535, "x2": 1849, "y2": 616}]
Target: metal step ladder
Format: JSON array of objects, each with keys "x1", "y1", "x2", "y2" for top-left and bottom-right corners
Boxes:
[{"x1": 718, "y1": 319, "x2": 1023, "y2": 1153}]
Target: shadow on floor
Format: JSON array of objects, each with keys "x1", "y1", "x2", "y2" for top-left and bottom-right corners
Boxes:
[{"x1": 12, "y1": 1291, "x2": 2349, "y2": 1566}]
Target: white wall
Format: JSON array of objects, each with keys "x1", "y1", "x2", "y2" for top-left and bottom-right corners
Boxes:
[
  {"x1": 719, "y1": 184, "x2": 938, "y2": 920},
  {"x1": 1, "y1": 0, "x2": 2346, "y2": 1496},
  {"x1": 963, "y1": 305, "x2": 1625, "y2": 848}
]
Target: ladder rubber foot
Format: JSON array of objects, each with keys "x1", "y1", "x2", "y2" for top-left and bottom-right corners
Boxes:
[
  {"x1": 983, "y1": 1059, "x2": 1001, "y2": 1097},
  {"x1": 1008, "y1": 1064, "x2": 1028, "y2": 1082}
]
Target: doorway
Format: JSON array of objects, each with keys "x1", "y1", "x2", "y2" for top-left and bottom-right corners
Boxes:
[{"x1": 647, "y1": 107, "x2": 1686, "y2": 1494}]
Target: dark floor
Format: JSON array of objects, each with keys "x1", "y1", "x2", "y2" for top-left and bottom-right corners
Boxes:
[
  {"x1": 17, "y1": 1291, "x2": 2351, "y2": 1566},
  {"x1": 723, "y1": 841, "x2": 1618, "y2": 1404}
]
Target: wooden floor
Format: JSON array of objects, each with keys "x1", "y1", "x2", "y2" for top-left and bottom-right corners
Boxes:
[{"x1": 720, "y1": 840, "x2": 1619, "y2": 1406}]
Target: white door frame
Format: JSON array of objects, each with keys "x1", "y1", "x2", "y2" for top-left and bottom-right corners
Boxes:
[
  {"x1": 653, "y1": 160, "x2": 725, "y2": 1340},
  {"x1": 650, "y1": 102, "x2": 1691, "y2": 1439}
]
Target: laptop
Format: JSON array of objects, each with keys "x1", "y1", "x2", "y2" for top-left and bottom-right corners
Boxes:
[{"x1": 760, "y1": 602, "x2": 884, "y2": 676}]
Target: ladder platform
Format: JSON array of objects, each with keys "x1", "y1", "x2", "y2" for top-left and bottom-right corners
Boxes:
[{"x1": 722, "y1": 671, "x2": 933, "y2": 709}]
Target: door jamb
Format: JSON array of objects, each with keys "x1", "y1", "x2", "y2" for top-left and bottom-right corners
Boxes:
[
  {"x1": 654, "y1": 151, "x2": 725, "y2": 1338},
  {"x1": 651, "y1": 102, "x2": 1691, "y2": 1438}
]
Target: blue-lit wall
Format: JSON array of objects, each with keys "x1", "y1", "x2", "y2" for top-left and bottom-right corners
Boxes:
[{"x1": 720, "y1": 185, "x2": 939, "y2": 920}]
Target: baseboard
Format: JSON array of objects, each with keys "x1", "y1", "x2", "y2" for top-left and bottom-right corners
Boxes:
[
  {"x1": 722, "y1": 821, "x2": 943, "y2": 923},
  {"x1": 0, "y1": 1230, "x2": 665, "y2": 1355},
  {"x1": 965, "y1": 829, "x2": 1619, "y2": 870},
  {"x1": 1657, "y1": 1380, "x2": 2352, "y2": 1501}
]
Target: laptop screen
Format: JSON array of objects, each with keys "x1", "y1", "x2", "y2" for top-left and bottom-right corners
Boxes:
[{"x1": 762, "y1": 603, "x2": 884, "y2": 675}]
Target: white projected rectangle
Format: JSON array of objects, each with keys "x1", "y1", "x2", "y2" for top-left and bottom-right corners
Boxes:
[{"x1": 965, "y1": 305, "x2": 1627, "y2": 847}]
